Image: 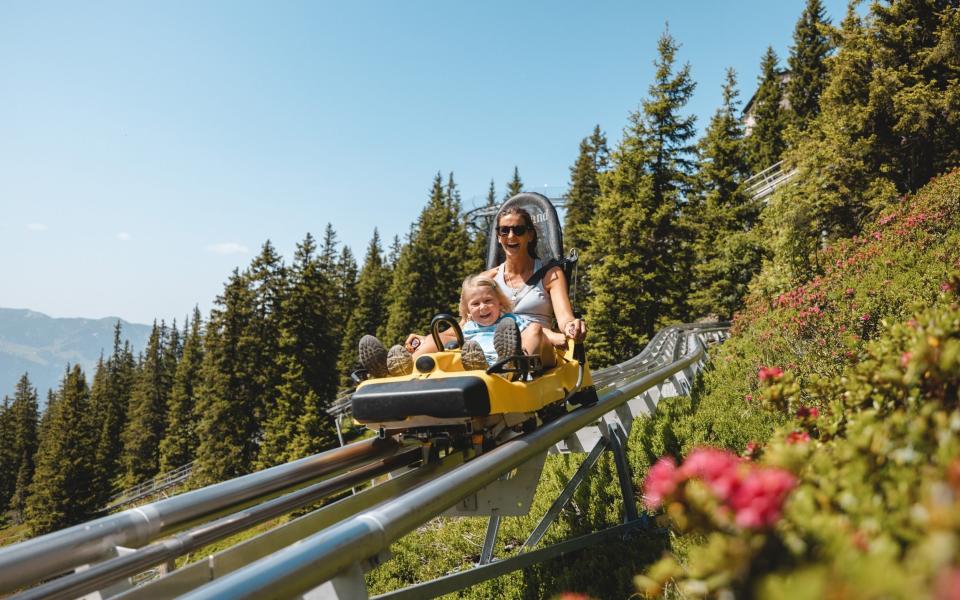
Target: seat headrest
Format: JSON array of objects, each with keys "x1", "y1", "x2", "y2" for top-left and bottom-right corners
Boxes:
[{"x1": 486, "y1": 193, "x2": 565, "y2": 270}]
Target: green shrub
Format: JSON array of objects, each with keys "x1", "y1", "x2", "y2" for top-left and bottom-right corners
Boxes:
[
  {"x1": 634, "y1": 168, "x2": 960, "y2": 597},
  {"x1": 680, "y1": 169, "x2": 960, "y2": 456},
  {"x1": 638, "y1": 291, "x2": 960, "y2": 598}
]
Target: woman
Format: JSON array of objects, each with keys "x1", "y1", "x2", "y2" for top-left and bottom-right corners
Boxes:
[{"x1": 403, "y1": 206, "x2": 586, "y2": 359}]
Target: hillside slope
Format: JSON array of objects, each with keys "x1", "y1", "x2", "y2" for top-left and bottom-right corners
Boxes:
[
  {"x1": 635, "y1": 169, "x2": 960, "y2": 597},
  {"x1": 682, "y1": 168, "x2": 960, "y2": 453}
]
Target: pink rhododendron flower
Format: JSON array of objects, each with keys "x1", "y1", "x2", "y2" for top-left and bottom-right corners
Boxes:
[
  {"x1": 947, "y1": 459, "x2": 960, "y2": 492},
  {"x1": 679, "y1": 448, "x2": 744, "y2": 498},
  {"x1": 744, "y1": 393, "x2": 753, "y2": 403},
  {"x1": 643, "y1": 457, "x2": 679, "y2": 509},
  {"x1": 728, "y1": 468, "x2": 796, "y2": 528},
  {"x1": 758, "y1": 366, "x2": 784, "y2": 383},
  {"x1": 900, "y1": 352, "x2": 912, "y2": 367},
  {"x1": 644, "y1": 448, "x2": 797, "y2": 530},
  {"x1": 851, "y1": 530, "x2": 869, "y2": 552},
  {"x1": 787, "y1": 430, "x2": 811, "y2": 444},
  {"x1": 795, "y1": 406, "x2": 819, "y2": 419},
  {"x1": 934, "y1": 567, "x2": 960, "y2": 600},
  {"x1": 860, "y1": 314, "x2": 870, "y2": 322}
]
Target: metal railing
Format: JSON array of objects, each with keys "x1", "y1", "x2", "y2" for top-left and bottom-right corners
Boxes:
[
  {"x1": 0, "y1": 437, "x2": 402, "y2": 594},
  {"x1": 177, "y1": 326, "x2": 723, "y2": 599},
  {"x1": 744, "y1": 160, "x2": 799, "y2": 201},
  {"x1": 103, "y1": 462, "x2": 195, "y2": 511},
  {"x1": 0, "y1": 323, "x2": 728, "y2": 599}
]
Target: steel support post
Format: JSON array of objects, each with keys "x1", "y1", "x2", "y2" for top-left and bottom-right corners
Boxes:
[
  {"x1": 606, "y1": 422, "x2": 639, "y2": 523},
  {"x1": 478, "y1": 515, "x2": 501, "y2": 565},
  {"x1": 520, "y1": 438, "x2": 608, "y2": 553}
]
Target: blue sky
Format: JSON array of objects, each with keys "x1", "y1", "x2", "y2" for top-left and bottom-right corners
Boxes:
[{"x1": 0, "y1": 1, "x2": 850, "y2": 325}]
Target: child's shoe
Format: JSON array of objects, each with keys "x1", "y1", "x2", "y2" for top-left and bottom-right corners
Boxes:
[
  {"x1": 460, "y1": 340, "x2": 488, "y2": 371},
  {"x1": 358, "y1": 335, "x2": 388, "y2": 378},
  {"x1": 386, "y1": 345, "x2": 413, "y2": 376},
  {"x1": 493, "y1": 318, "x2": 521, "y2": 363}
]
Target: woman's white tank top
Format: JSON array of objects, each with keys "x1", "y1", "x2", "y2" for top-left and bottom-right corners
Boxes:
[{"x1": 494, "y1": 259, "x2": 554, "y2": 328}]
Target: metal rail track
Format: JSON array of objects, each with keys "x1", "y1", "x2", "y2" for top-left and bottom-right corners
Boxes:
[
  {"x1": 176, "y1": 325, "x2": 721, "y2": 599},
  {"x1": 0, "y1": 322, "x2": 727, "y2": 599},
  {"x1": 11, "y1": 449, "x2": 423, "y2": 600},
  {"x1": 0, "y1": 437, "x2": 402, "y2": 594}
]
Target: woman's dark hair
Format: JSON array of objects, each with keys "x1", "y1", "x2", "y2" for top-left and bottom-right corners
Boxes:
[{"x1": 497, "y1": 206, "x2": 538, "y2": 259}]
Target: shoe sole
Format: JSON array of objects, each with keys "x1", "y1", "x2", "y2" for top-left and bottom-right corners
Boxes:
[
  {"x1": 461, "y1": 341, "x2": 488, "y2": 371},
  {"x1": 386, "y1": 345, "x2": 413, "y2": 376},
  {"x1": 358, "y1": 335, "x2": 388, "y2": 378},
  {"x1": 493, "y1": 318, "x2": 521, "y2": 363}
]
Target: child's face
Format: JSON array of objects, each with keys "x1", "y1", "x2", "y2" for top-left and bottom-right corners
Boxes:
[{"x1": 466, "y1": 287, "x2": 502, "y2": 326}]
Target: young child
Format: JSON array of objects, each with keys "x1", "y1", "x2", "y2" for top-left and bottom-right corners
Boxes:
[
  {"x1": 458, "y1": 274, "x2": 528, "y2": 370},
  {"x1": 357, "y1": 275, "x2": 533, "y2": 377}
]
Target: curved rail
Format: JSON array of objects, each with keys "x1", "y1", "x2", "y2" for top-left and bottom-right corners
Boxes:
[
  {"x1": 179, "y1": 327, "x2": 714, "y2": 599},
  {"x1": 0, "y1": 323, "x2": 727, "y2": 599},
  {"x1": 12, "y1": 448, "x2": 422, "y2": 600},
  {"x1": 0, "y1": 436, "x2": 401, "y2": 593}
]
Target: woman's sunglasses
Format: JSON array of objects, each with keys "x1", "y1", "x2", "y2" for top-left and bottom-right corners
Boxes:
[{"x1": 497, "y1": 225, "x2": 530, "y2": 236}]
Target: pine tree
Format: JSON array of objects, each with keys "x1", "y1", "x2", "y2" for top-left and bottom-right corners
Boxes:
[
  {"x1": 87, "y1": 355, "x2": 113, "y2": 505},
  {"x1": 87, "y1": 353, "x2": 108, "y2": 434},
  {"x1": 745, "y1": 46, "x2": 788, "y2": 172},
  {"x1": 191, "y1": 271, "x2": 260, "y2": 486},
  {"x1": 258, "y1": 336, "x2": 306, "y2": 469},
  {"x1": 26, "y1": 365, "x2": 97, "y2": 534},
  {"x1": 584, "y1": 28, "x2": 697, "y2": 366},
  {"x1": 759, "y1": 0, "x2": 959, "y2": 292},
  {"x1": 786, "y1": 0, "x2": 833, "y2": 128},
  {"x1": 565, "y1": 126, "x2": 609, "y2": 257},
  {"x1": 869, "y1": 0, "x2": 960, "y2": 192},
  {"x1": 246, "y1": 241, "x2": 287, "y2": 434},
  {"x1": 385, "y1": 173, "x2": 471, "y2": 343},
  {"x1": 339, "y1": 230, "x2": 390, "y2": 386},
  {"x1": 462, "y1": 180, "x2": 497, "y2": 277},
  {"x1": 564, "y1": 126, "x2": 609, "y2": 313},
  {"x1": 505, "y1": 166, "x2": 523, "y2": 200},
  {"x1": 0, "y1": 396, "x2": 15, "y2": 511},
  {"x1": 7, "y1": 374, "x2": 39, "y2": 522},
  {"x1": 258, "y1": 233, "x2": 339, "y2": 468},
  {"x1": 159, "y1": 307, "x2": 204, "y2": 472},
  {"x1": 92, "y1": 325, "x2": 135, "y2": 500},
  {"x1": 163, "y1": 319, "x2": 181, "y2": 389},
  {"x1": 120, "y1": 322, "x2": 169, "y2": 486},
  {"x1": 335, "y1": 245, "x2": 358, "y2": 334},
  {"x1": 380, "y1": 235, "x2": 404, "y2": 340},
  {"x1": 386, "y1": 235, "x2": 403, "y2": 269},
  {"x1": 687, "y1": 69, "x2": 763, "y2": 319}
]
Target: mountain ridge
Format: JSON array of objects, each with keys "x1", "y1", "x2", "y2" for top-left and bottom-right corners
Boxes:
[{"x1": 0, "y1": 307, "x2": 152, "y2": 402}]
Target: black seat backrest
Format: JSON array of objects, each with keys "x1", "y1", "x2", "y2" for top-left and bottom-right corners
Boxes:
[{"x1": 486, "y1": 193, "x2": 566, "y2": 272}]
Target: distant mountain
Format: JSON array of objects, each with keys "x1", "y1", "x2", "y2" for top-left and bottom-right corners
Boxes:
[{"x1": 0, "y1": 308, "x2": 152, "y2": 403}]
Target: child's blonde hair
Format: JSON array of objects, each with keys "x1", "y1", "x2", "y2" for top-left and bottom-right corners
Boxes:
[{"x1": 459, "y1": 275, "x2": 513, "y2": 321}]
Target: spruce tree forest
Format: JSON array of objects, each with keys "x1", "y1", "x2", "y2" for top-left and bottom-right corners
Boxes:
[{"x1": 2, "y1": 1, "x2": 960, "y2": 596}]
